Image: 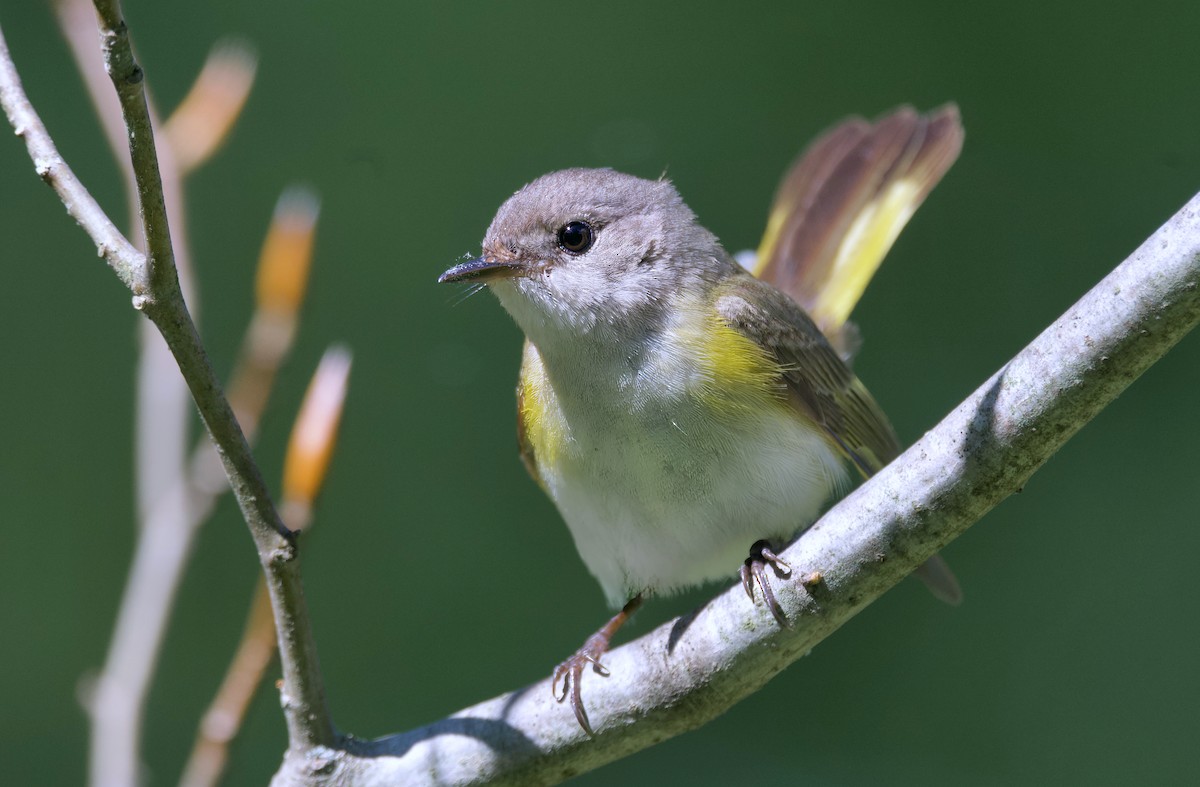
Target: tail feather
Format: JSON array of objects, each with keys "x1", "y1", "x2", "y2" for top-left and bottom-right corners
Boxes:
[
  {"x1": 915, "y1": 554, "x2": 963, "y2": 606},
  {"x1": 754, "y1": 106, "x2": 965, "y2": 606},
  {"x1": 754, "y1": 104, "x2": 963, "y2": 353}
]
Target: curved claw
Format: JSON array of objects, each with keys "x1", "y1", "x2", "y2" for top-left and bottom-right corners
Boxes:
[
  {"x1": 739, "y1": 562, "x2": 756, "y2": 599},
  {"x1": 552, "y1": 648, "x2": 605, "y2": 735},
  {"x1": 757, "y1": 544, "x2": 792, "y2": 577},
  {"x1": 742, "y1": 540, "x2": 795, "y2": 628},
  {"x1": 548, "y1": 595, "x2": 644, "y2": 737},
  {"x1": 551, "y1": 662, "x2": 570, "y2": 703}
]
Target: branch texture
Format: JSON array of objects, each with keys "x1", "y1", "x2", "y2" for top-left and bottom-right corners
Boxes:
[
  {"x1": 0, "y1": 24, "x2": 143, "y2": 290},
  {"x1": 57, "y1": 0, "x2": 202, "y2": 524},
  {"x1": 272, "y1": 193, "x2": 1200, "y2": 786},
  {"x1": 56, "y1": 4, "x2": 214, "y2": 782}
]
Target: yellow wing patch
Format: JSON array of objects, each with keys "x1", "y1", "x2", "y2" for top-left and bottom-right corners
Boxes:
[
  {"x1": 697, "y1": 316, "x2": 787, "y2": 411},
  {"x1": 714, "y1": 275, "x2": 902, "y2": 475},
  {"x1": 666, "y1": 298, "x2": 789, "y2": 417}
]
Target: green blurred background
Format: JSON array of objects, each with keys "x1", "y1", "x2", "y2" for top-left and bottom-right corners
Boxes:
[{"x1": 2, "y1": 1, "x2": 1198, "y2": 784}]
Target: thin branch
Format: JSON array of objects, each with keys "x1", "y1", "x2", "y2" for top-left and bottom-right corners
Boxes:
[
  {"x1": 89, "y1": 0, "x2": 334, "y2": 755},
  {"x1": 0, "y1": 23, "x2": 143, "y2": 290},
  {"x1": 55, "y1": 0, "x2": 199, "y2": 529},
  {"x1": 182, "y1": 347, "x2": 352, "y2": 787},
  {"x1": 83, "y1": 188, "x2": 318, "y2": 787},
  {"x1": 0, "y1": 3, "x2": 335, "y2": 761},
  {"x1": 55, "y1": 4, "x2": 210, "y2": 782},
  {"x1": 90, "y1": 0, "x2": 179, "y2": 304},
  {"x1": 270, "y1": 193, "x2": 1200, "y2": 786}
]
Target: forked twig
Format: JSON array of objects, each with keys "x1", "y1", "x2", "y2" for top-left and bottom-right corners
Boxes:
[{"x1": 0, "y1": 7, "x2": 336, "y2": 782}]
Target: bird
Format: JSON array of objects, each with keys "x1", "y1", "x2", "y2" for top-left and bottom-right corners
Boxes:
[{"x1": 440, "y1": 105, "x2": 963, "y2": 734}]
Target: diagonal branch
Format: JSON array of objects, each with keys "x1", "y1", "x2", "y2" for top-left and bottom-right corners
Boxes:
[
  {"x1": 56, "y1": 4, "x2": 213, "y2": 783},
  {"x1": 270, "y1": 192, "x2": 1200, "y2": 786},
  {"x1": 90, "y1": 0, "x2": 179, "y2": 304},
  {"x1": 183, "y1": 346, "x2": 353, "y2": 787},
  {"x1": 87, "y1": 0, "x2": 336, "y2": 755},
  {"x1": 0, "y1": 24, "x2": 142, "y2": 290},
  {"x1": 84, "y1": 189, "x2": 319, "y2": 787},
  {"x1": 56, "y1": 0, "x2": 199, "y2": 529}
]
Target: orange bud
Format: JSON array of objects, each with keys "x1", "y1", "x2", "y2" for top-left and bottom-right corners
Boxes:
[
  {"x1": 282, "y1": 346, "x2": 352, "y2": 508},
  {"x1": 163, "y1": 39, "x2": 257, "y2": 173},
  {"x1": 255, "y1": 187, "x2": 320, "y2": 318}
]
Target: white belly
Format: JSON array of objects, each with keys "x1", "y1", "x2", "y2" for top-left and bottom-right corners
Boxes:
[{"x1": 536, "y1": 365, "x2": 849, "y2": 608}]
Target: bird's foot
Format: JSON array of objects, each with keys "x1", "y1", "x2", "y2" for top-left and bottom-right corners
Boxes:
[
  {"x1": 552, "y1": 631, "x2": 611, "y2": 735},
  {"x1": 739, "y1": 539, "x2": 793, "y2": 628},
  {"x1": 551, "y1": 594, "x2": 643, "y2": 736}
]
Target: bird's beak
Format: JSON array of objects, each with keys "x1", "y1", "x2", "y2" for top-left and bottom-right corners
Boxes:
[{"x1": 438, "y1": 255, "x2": 524, "y2": 284}]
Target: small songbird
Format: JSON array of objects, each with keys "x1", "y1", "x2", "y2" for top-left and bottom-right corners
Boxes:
[{"x1": 440, "y1": 105, "x2": 963, "y2": 733}]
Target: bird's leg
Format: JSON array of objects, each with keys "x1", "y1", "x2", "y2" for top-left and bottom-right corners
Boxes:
[
  {"x1": 740, "y1": 539, "x2": 792, "y2": 628},
  {"x1": 552, "y1": 593, "x2": 644, "y2": 735}
]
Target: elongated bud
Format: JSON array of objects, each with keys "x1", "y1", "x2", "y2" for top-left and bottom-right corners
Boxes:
[
  {"x1": 255, "y1": 187, "x2": 320, "y2": 319},
  {"x1": 282, "y1": 346, "x2": 352, "y2": 511},
  {"x1": 163, "y1": 39, "x2": 257, "y2": 173}
]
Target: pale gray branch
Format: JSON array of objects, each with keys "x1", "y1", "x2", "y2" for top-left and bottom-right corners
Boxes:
[
  {"x1": 271, "y1": 193, "x2": 1200, "y2": 786},
  {"x1": 56, "y1": 0, "x2": 200, "y2": 526},
  {"x1": 88, "y1": 0, "x2": 335, "y2": 757},
  {"x1": 55, "y1": 4, "x2": 209, "y2": 783},
  {"x1": 0, "y1": 21, "x2": 143, "y2": 291}
]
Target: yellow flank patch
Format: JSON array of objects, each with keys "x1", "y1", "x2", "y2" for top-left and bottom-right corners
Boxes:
[
  {"x1": 810, "y1": 178, "x2": 921, "y2": 331},
  {"x1": 517, "y1": 345, "x2": 561, "y2": 471},
  {"x1": 694, "y1": 314, "x2": 785, "y2": 414}
]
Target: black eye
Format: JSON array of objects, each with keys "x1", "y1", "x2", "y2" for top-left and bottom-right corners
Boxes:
[{"x1": 557, "y1": 220, "x2": 594, "y2": 254}]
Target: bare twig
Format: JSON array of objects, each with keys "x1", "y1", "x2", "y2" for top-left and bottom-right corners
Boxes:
[
  {"x1": 89, "y1": 0, "x2": 334, "y2": 755},
  {"x1": 60, "y1": 11, "x2": 269, "y2": 781},
  {"x1": 84, "y1": 188, "x2": 320, "y2": 787},
  {"x1": 0, "y1": 2, "x2": 335, "y2": 770},
  {"x1": 57, "y1": 0, "x2": 207, "y2": 534},
  {"x1": 269, "y1": 192, "x2": 1200, "y2": 785},
  {"x1": 90, "y1": 0, "x2": 178, "y2": 303},
  {"x1": 55, "y1": 0, "x2": 199, "y2": 531},
  {"x1": 55, "y1": 4, "x2": 208, "y2": 782},
  {"x1": 0, "y1": 24, "x2": 141, "y2": 289},
  {"x1": 182, "y1": 347, "x2": 352, "y2": 787}
]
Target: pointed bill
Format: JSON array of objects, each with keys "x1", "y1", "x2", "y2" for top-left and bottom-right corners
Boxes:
[{"x1": 439, "y1": 255, "x2": 524, "y2": 283}]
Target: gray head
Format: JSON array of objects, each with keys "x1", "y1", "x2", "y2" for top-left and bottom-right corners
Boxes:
[{"x1": 440, "y1": 168, "x2": 739, "y2": 347}]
